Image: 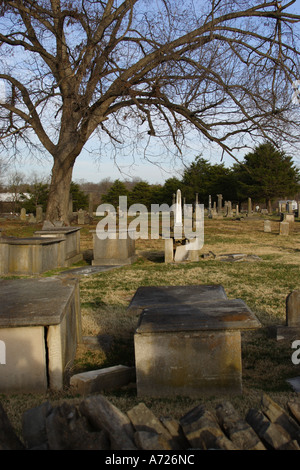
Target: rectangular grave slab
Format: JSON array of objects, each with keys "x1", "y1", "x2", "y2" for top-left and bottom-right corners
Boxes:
[
  {"x1": 35, "y1": 227, "x2": 82, "y2": 266},
  {"x1": 0, "y1": 237, "x2": 66, "y2": 275},
  {"x1": 128, "y1": 285, "x2": 228, "y2": 316},
  {"x1": 134, "y1": 290, "x2": 261, "y2": 397},
  {"x1": 0, "y1": 277, "x2": 82, "y2": 392}
]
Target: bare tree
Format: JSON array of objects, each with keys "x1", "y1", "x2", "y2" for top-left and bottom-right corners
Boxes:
[{"x1": 0, "y1": 0, "x2": 299, "y2": 223}]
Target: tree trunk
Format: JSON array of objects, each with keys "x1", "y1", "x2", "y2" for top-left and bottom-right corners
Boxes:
[
  {"x1": 45, "y1": 157, "x2": 75, "y2": 225},
  {"x1": 267, "y1": 199, "x2": 272, "y2": 213}
]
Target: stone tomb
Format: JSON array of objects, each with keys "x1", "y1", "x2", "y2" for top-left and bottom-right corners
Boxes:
[
  {"x1": 34, "y1": 226, "x2": 82, "y2": 267},
  {"x1": 91, "y1": 228, "x2": 137, "y2": 266},
  {"x1": 0, "y1": 236, "x2": 66, "y2": 275},
  {"x1": 0, "y1": 277, "x2": 82, "y2": 392},
  {"x1": 131, "y1": 285, "x2": 261, "y2": 397}
]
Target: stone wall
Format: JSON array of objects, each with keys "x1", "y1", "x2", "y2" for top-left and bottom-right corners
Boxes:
[{"x1": 1, "y1": 392, "x2": 299, "y2": 450}]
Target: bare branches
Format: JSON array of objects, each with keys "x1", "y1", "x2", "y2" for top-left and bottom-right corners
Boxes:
[{"x1": 0, "y1": 0, "x2": 299, "y2": 166}]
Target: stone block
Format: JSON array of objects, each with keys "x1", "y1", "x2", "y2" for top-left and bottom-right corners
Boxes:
[
  {"x1": 70, "y1": 365, "x2": 135, "y2": 395},
  {"x1": 134, "y1": 298, "x2": 261, "y2": 397},
  {"x1": 164, "y1": 238, "x2": 174, "y2": 263},
  {"x1": 180, "y1": 404, "x2": 237, "y2": 450},
  {"x1": 79, "y1": 395, "x2": 137, "y2": 450},
  {"x1": 174, "y1": 244, "x2": 189, "y2": 262},
  {"x1": 286, "y1": 290, "x2": 300, "y2": 326},
  {"x1": 0, "y1": 237, "x2": 66, "y2": 275},
  {"x1": 279, "y1": 221, "x2": 289, "y2": 236},
  {"x1": 35, "y1": 227, "x2": 82, "y2": 266},
  {"x1": 264, "y1": 220, "x2": 271, "y2": 232},
  {"x1": 91, "y1": 229, "x2": 137, "y2": 266},
  {"x1": 0, "y1": 277, "x2": 82, "y2": 392},
  {"x1": 285, "y1": 213, "x2": 295, "y2": 223},
  {"x1": 216, "y1": 401, "x2": 266, "y2": 450},
  {"x1": 0, "y1": 326, "x2": 48, "y2": 393}
]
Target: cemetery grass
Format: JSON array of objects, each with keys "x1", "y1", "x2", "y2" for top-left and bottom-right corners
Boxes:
[{"x1": 1, "y1": 215, "x2": 300, "y2": 437}]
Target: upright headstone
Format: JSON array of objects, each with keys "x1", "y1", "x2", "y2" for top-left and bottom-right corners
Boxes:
[
  {"x1": 78, "y1": 209, "x2": 85, "y2": 225},
  {"x1": 264, "y1": 220, "x2": 271, "y2": 233},
  {"x1": 28, "y1": 213, "x2": 36, "y2": 224},
  {"x1": 286, "y1": 291, "x2": 300, "y2": 327},
  {"x1": 279, "y1": 221, "x2": 289, "y2": 236},
  {"x1": 174, "y1": 189, "x2": 183, "y2": 234},
  {"x1": 208, "y1": 195, "x2": 212, "y2": 218},
  {"x1": 36, "y1": 205, "x2": 43, "y2": 223},
  {"x1": 20, "y1": 208, "x2": 26, "y2": 221},
  {"x1": 235, "y1": 205, "x2": 239, "y2": 217},
  {"x1": 247, "y1": 198, "x2": 252, "y2": 217},
  {"x1": 227, "y1": 201, "x2": 232, "y2": 217},
  {"x1": 217, "y1": 194, "x2": 223, "y2": 214}
]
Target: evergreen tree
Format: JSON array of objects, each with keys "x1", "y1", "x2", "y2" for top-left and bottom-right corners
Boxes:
[
  {"x1": 233, "y1": 143, "x2": 300, "y2": 211},
  {"x1": 101, "y1": 180, "x2": 129, "y2": 208},
  {"x1": 70, "y1": 182, "x2": 89, "y2": 211}
]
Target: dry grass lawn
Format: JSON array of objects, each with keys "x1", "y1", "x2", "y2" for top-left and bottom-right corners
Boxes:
[{"x1": 0, "y1": 213, "x2": 300, "y2": 437}]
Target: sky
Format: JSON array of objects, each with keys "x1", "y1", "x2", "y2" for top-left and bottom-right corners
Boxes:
[{"x1": 3, "y1": 0, "x2": 300, "y2": 186}]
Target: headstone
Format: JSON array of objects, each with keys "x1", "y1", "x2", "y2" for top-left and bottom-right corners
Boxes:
[
  {"x1": 20, "y1": 207, "x2": 26, "y2": 221},
  {"x1": 247, "y1": 198, "x2": 252, "y2": 217},
  {"x1": 235, "y1": 205, "x2": 239, "y2": 217},
  {"x1": 264, "y1": 220, "x2": 271, "y2": 233},
  {"x1": 174, "y1": 244, "x2": 189, "y2": 263},
  {"x1": 28, "y1": 213, "x2": 36, "y2": 224},
  {"x1": 279, "y1": 221, "x2": 289, "y2": 236},
  {"x1": 286, "y1": 290, "x2": 300, "y2": 327},
  {"x1": 78, "y1": 209, "x2": 85, "y2": 225},
  {"x1": 227, "y1": 201, "x2": 232, "y2": 217},
  {"x1": 285, "y1": 213, "x2": 294, "y2": 223},
  {"x1": 164, "y1": 238, "x2": 174, "y2": 263},
  {"x1": 174, "y1": 189, "x2": 183, "y2": 231},
  {"x1": 36, "y1": 205, "x2": 43, "y2": 223},
  {"x1": 217, "y1": 194, "x2": 223, "y2": 213}
]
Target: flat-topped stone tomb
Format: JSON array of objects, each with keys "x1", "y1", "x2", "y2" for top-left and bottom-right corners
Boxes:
[
  {"x1": 133, "y1": 285, "x2": 261, "y2": 397},
  {"x1": 0, "y1": 276, "x2": 82, "y2": 392},
  {"x1": 91, "y1": 228, "x2": 137, "y2": 266},
  {"x1": 34, "y1": 226, "x2": 82, "y2": 266},
  {"x1": 0, "y1": 236, "x2": 65, "y2": 275}
]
